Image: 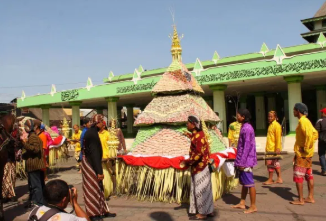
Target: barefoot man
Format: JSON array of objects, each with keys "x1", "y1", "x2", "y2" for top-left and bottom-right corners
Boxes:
[
  {"x1": 263, "y1": 111, "x2": 283, "y2": 185},
  {"x1": 291, "y1": 103, "x2": 318, "y2": 205},
  {"x1": 232, "y1": 109, "x2": 257, "y2": 214},
  {"x1": 69, "y1": 125, "x2": 82, "y2": 172}
]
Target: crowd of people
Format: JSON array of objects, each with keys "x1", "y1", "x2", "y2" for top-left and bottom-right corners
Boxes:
[
  {"x1": 1, "y1": 101, "x2": 325, "y2": 220},
  {"x1": 182, "y1": 102, "x2": 321, "y2": 220}
]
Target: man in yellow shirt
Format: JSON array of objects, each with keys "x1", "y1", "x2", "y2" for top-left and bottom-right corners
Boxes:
[
  {"x1": 291, "y1": 103, "x2": 318, "y2": 205},
  {"x1": 263, "y1": 111, "x2": 282, "y2": 185},
  {"x1": 98, "y1": 121, "x2": 110, "y2": 159},
  {"x1": 69, "y1": 125, "x2": 82, "y2": 171},
  {"x1": 228, "y1": 120, "x2": 242, "y2": 148}
]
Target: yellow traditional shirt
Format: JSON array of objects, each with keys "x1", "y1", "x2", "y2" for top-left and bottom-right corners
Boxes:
[
  {"x1": 266, "y1": 120, "x2": 282, "y2": 152},
  {"x1": 294, "y1": 116, "x2": 318, "y2": 158},
  {"x1": 228, "y1": 121, "x2": 242, "y2": 148},
  {"x1": 72, "y1": 130, "x2": 82, "y2": 152},
  {"x1": 99, "y1": 130, "x2": 110, "y2": 159}
]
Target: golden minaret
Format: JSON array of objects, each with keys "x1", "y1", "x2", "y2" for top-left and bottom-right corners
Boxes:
[{"x1": 170, "y1": 25, "x2": 183, "y2": 62}]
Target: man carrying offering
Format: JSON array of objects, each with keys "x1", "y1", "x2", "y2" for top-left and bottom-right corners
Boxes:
[{"x1": 263, "y1": 111, "x2": 283, "y2": 185}]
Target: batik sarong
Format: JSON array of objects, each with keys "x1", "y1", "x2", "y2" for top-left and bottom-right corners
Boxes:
[
  {"x1": 81, "y1": 157, "x2": 109, "y2": 217},
  {"x1": 266, "y1": 159, "x2": 280, "y2": 172},
  {"x1": 293, "y1": 156, "x2": 313, "y2": 183},
  {"x1": 293, "y1": 166, "x2": 313, "y2": 183},
  {"x1": 189, "y1": 166, "x2": 214, "y2": 215},
  {"x1": 2, "y1": 162, "x2": 16, "y2": 199}
]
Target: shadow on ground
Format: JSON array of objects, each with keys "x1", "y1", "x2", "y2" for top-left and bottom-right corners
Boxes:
[
  {"x1": 174, "y1": 204, "x2": 188, "y2": 211},
  {"x1": 49, "y1": 166, "x2": 76, "y2": 174},
  {"x1": 150, "y1": 211, "x2": 174, "y2": 221},
  {"x1": 313, "y1": 169, "x2": 322, "y2": 176},
  {"x1": 253, "y1": 174, "x2": 268, "y2": 182},
  {"x1": 3, "y1": 203, "x2": 28, "y2": 221},
  {"x1": 262, "y1": 186, "x2": 297, "y2": 201},
  {"x1": 14, "y1": 184, "x2": 28, "y2": 200},
  {"x1": 222, "y1": 193, "x2": 240, "y2": 206},
  {"x1": 312, "y1": 161, "x2": 320, "y2": 166}
]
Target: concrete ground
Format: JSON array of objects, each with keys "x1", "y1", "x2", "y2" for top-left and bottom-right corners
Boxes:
[{"x1": 4, "y1": 152, "x2": 326, "y2": 221}]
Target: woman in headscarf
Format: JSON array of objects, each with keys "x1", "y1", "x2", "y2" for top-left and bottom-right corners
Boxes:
[
  {"x1": 22, "y1": 119, "x2": 45, "y2": 209},
  {"x1": 232, "y1": 109, "x2": 257, "y2": 214},
  {"x1": 182, "y1": 115, "x2": 214, "y2": 220},
  {"x1": 81, "y1": 114, "x2": 116, "y2": 221}
]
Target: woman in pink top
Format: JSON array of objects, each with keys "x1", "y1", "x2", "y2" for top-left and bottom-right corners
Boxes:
[{"x1": 51, "y1": 126, "x2": 60, "y2": 135}]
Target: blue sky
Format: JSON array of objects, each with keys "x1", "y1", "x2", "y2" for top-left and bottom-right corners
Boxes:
[{"x1": 0, "y1": 0, "x2": 325, "y2": 102}]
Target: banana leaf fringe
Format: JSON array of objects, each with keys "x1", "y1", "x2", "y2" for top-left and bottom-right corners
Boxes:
[
  {"x1": 103, "y1": 162, "x2": 115, "y2": 198},
  {"x1": 116, "y1": 162, "x2": 238, "y2": 203},
  {"x1": 49, "y1": 144, "x2": 69, "y2": 173},
  {"x1": 16, "y1": 160, "x2": 27, "y2": 180}
]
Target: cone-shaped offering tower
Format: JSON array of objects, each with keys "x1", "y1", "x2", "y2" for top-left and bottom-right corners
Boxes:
[{"x1": 118, "y1": 25, "x2": 237, "y2": 203}]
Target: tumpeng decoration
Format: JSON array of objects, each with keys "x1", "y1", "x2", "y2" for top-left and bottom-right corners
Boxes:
[{"x1": 116, "y1": 25, "x2": 237, "y2": 203}]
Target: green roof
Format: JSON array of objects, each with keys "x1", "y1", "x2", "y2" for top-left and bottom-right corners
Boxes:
[
  {"x1": 301, "y1": 28, "x2": 326, "y2": 37},
  {"x1": 301, "y1": 15, "x2": 326, "y2": 24},
  {"x1": 103, "y1": 43, "x2": 322, "y2": 83},
  {"x1": 18, "y1": 46, "x2": 326, "y2": 108}
]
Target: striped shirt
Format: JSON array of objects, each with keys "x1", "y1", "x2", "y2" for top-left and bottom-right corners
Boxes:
[{"x1": 23, "y1": 132, "x2": 45, "y2": 172}]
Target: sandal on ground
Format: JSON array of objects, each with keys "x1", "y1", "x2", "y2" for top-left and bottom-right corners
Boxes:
[
  {"x1": 103, "y1": 212, "x2": 117, "y2": 218},
  {"x1": 189, "y1": 216, "x2": 207, "y2": 220},
  {"x1": 90, "y1": 216, "x2": 103, "y2": 221},
  {"x1": 24, "y1": 203, "x2": 36, "y2": 211}
]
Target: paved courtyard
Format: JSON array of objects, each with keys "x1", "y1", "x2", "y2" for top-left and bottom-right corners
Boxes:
[{"x1": 4, "y1": 152, "x2": 326, "y2": 221}]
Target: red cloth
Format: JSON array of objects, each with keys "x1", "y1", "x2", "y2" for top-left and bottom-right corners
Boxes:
[
  {"x1": 121, "y1": 155, "x2": 186, "y2": 170},
  {"x1": 52, "y1": 135, "x2": 63, "y2": 145},
  {"x1": 121, "y1": 148, "x2": 237, "y2": 170}
]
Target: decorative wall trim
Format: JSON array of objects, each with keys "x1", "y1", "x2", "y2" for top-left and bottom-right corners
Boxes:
[
  {"x1": 117, "y1": 80, "x2": 156, "y2": 94},
  {"x1": 196, "y1": 58, "x2": 326, "y2": 85},
  {"x1": 61, "y1": 89, "x2": 79, "y2": 101}
]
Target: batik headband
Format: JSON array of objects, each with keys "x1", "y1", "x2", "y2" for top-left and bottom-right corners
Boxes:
[{"x1": 294, "y1": 103, "x2": 308, "y2": 116}]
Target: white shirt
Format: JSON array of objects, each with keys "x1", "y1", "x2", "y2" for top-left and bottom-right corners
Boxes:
[{"x1": 29, "y1": 206, "x2": 87, "y2": 221}]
